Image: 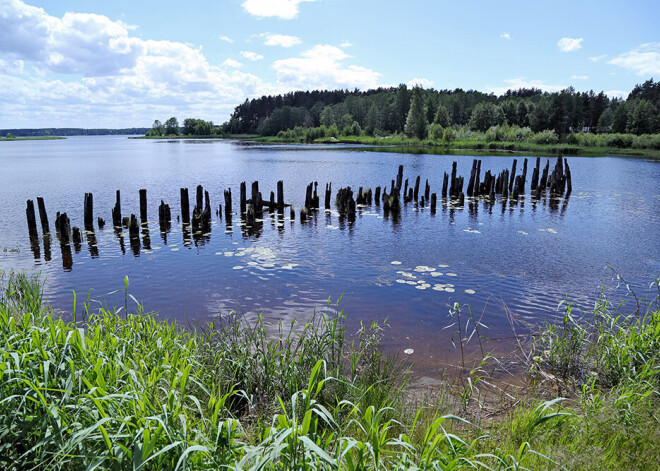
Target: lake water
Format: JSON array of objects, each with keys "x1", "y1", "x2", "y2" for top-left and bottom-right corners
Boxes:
[{"x1": 1, "y1": 136, "x2": 659, "y2": 375}]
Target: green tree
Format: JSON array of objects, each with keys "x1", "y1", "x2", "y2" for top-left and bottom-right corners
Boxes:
[
  {"x1": 394, "y1": 84, "x2": 411, "y2": 132},
  {"x1": 612, "y1": 104, "x2": 628, "y2": 133},
  {"x1": 433, "y1": 104, "x2": 450, "y2": 127},
  {"x1": 629, "y1": 100, "x2": 657, "y2": 135},
  {"x1": 528, "y1": 99, "x2": 552, "y2": 132},
  {"x1": 404, "y1": 87, "x2": 428, "y2": 139},
  {"x1": 164, "y1": 117, "x2": 179, "y2": 135},
  {"x1": 468, "y1": 102, "x2": 504, "y2": 132},
  {"x1": 319, "y1": 107, "x2": 335, "y2": 127},
  {"x1": 149, "y1": 120, "x2": 165, "y2": 136},
  {"x1": 597, "y1": 107, "x2": 614, "y2": 133}
]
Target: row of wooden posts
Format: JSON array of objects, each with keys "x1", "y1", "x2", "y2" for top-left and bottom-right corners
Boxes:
[{"x1": 26, "y1": 155, "x2": 573, "y2": 247}]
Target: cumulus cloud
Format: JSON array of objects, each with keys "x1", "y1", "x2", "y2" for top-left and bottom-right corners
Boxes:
[
  {"x1": 263, "y1": 33, "x2": 301, "y2": 47},
  {"x1": 605, "y1": 90, "x2": 627, "y2": 99},
  {"x1": 241, "y1": 51, "x2": 264, "y2": 61},
  {"x1": 340, "y1": 41, "x2": 352, "y2": 48},
  {"x1": 222, "y1": 58, "x2": 242, "y2": 68},
  {"x1": 273, "y1": 45, "x2": 380, "y2": 90},
  {"x1": 501, "y1": 33, "x2": 511, "y2": 40},
  {"x1": 242, "y1": 0, "x2": 317, "y2": 19},
  {"x1": 571, "y1": 75, "x2": 588, "y2": 80},
  {"x1": 557, "y1": 37, "x2": 583, "y2": 52},
  {"x1": 407, "y1": 78, "x2": 434, "y2": 88},
  {"x1": 0, "y1": 0, "x2": 274, "y2": 127},
  {"x1": 484, "y1": 78, "x2": 566, "y2": 96},
  {"x1": 589, "y1": 54, "x2": 607, "y2": 62},
  {"x1": 608, "y1": 43, "x2": 660, "y2": 76},
  {"x1": 219, "y1": 35, "x2": 234, "y2": 43}
]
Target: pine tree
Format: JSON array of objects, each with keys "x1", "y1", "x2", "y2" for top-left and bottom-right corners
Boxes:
[{"x1": 404, "y1": 87, "x2": 428, "y2": 139}]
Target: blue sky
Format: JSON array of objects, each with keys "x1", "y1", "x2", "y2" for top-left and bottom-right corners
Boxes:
[{"x1": 1, "y1": 0, "x2": 658, "y2": 128}]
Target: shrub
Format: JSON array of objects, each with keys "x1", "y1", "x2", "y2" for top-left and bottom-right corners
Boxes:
[{"x1": 531, "y1": 129, "x2": 559, "y2": 145}]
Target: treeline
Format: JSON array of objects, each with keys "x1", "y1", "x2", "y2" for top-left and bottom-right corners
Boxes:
[
  {"x1": 146, "y1": 117, "x2": 222, "y2": 136},
  {"x1": 224, "y1": 78, "x2": 660, "y2": 139},
  {"x1": 0, "y1": 128, "x2": 149, "y2": 137}
]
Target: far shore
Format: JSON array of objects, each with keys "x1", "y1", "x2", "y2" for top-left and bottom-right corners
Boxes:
[{"x1": 1, "y1": 136, "x2": 66, "y2": 141}]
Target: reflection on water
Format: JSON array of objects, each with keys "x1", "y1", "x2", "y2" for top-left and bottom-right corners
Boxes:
[{"x1": 2, "y1": 137, "x2": 659, "y2": 375}]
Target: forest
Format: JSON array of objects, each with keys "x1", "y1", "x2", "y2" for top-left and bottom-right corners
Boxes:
[{"x1": 222, "y1": 79, "x2": 660, "y2": 148}]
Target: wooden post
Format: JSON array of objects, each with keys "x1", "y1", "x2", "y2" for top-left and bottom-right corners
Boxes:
[
  {"x1": 36, "y1": 197, "x2": 49, "y2": 233},
  {"x1": 180, "y1": 188, "x2": 190, "y2": 223},
  {"x1": 430, "y1": 193, "x2": 437, "y2": 214},
  {"x1": 565, "y1": 159, "x2": 572, "y2": 197},
  {"x1": 290, "y1": 206, "x2": 295, "y2": 220},
  {"x1": 240, "y1": 181, "x2": 247, "y2": 214},
  {"x1": 84, "y1": 192, "x2": 94, "y2": 229},
  {"x1": 396, "y1": 165, "x2": 403, "y2": 190},
  {"x1": 269, "y1": 191, "x2": 275, "y2": 211},
  {"x1": 112, "y1": 190, "x2": 122, "y2": 227},
  {"x1": 531, "y1": 157, "x2": 540, "y2": 191},
  {"x1": 509, "y1": 159, "x2": 517, "y2": 193},
  {"x1": 324, "y1": 183, "x2": 332, "y2": 210},
  {"x1": 129, "y1": 214, "x2": 140, "y2": 239},
  {"x1": 467, "y1": 159, "x2": 477, "y2": 196},
  {"x1": 474, "y1": 160, "x2": 482, "y2": 197},
  {"x1": 520, "y1": 158, "x2": 528, "y2": 194},
  {"x1": 277, "y1": 180, "x2": 284, "y2": 209},
  {"x1": 413, "y1": 175, "x2": 420, "y2": 201},
  {"x1": 449, "y1": 162, "x2": 457, "y2": 197},
  {"x1": 251, "y1": 181, "x2": 262, "y2": 216},
  {"x1": 442, "y1": 172, "x2": 448, "y2": 198},
  {"x1": 374, "y1": 186, "x2": 381, "y2": 205},
  {"x1": 403, "y1": 179, "x2": 409, "y2": 202},
  {"x1": 313, "y1": 181, "x2": 319, "y2": 208},
  {"x1": 97, "y1": 217, "x2": 105, "y2": 228},
  {"x1": 424, "y1": 179, "x2": 430, "y2": 201},
  {"x1": 26, "y1": 199, "x2": 38, "y2": 235},
  {"x1": 458, "y1": 192, "x2": 465, "y2": 206},
  {"x1": 224, "y1": 188, "x2": 232, "y2": 218},
  {"x1": 196, "y1": 185, "x2": 203, "y2": 211}
]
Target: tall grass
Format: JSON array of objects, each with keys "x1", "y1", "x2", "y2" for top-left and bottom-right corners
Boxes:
[{"x1": 1, "y1": 271, "x2": 658, "y2": 469}]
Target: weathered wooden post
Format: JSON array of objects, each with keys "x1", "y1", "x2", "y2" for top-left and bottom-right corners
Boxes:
[
  {"x1": 449, "y1": 162, "x2": 458, "y2": 197},
  {"x1": 442, "y1": 172, "x2": 448, "y2": 198},
  {"x1": 84, "y1": 193, "x2": 94, "y2": 229},
  {"x1": 112, "y1": 190, "x2": 122, "y2": 227},
  {"x1": 269, "y1": 191, "x2": 275, "y2": 211},
  {"x1": 519, "y1": 158, "x2": 528, "y2": 194},
  {"x1": 240, "y1": 182, "x2": 247, "y2": 214},
  {"x1": 458, "y1": 192, "x2": 465, "y2": 206},
  {"x1": 324, "y1": 183, "x2": 332, "y2": 210},
  {"x1": 531, "y1": 157, "x2": 541, "y2": 191},
  {"x1": 196, "y1": 185, "x2": 203, "y2": 211},
  {"x1": 36, "y1": 197, "x2": 49, "y2": 233},
  {"x1": 413, "y1": 175, "x2": 421, "y2": 202},
  {"x1": 424, "y1": 179, "x2": 430, "y2": 201},
  {"x1": 509, "y1": 159, "x2": 517, "y2": 193},
  {"x1": 374, "y1": 186, "x2": 381, "y2": 205},
  {"x1": 97, "y1": 217, "x2": 105, "y2": 228},
  {"x1": 313, "y1": 181, "x2": 319, "y2": 208},
  {"x1": 396, "y1": 165, "x2": 403, "y2": 190},
  {"x1": 129, "y1": 214, "x2": 140, "y2": 239},
  {"x1": 26, "y1": 199, "x2": 38, "y2": 235},
  {"x1": 251, "y1": 181, "x2": 262, "y2": 216},
  {"x1": 467, "y1": 159, "x2": 477, "y2": 196},
  {"x1": 224, "y1": 188, "x2": 232, "y2": 219},
  {"x1": 565, "y1": 159, "x2": 572, "y2": 197},
  {"x1": 474, "y1": 160, "x2": 482, "y2": 197},
  {"x1": 430, "y1": 193, "x2": 437, "y2": 214},
  {"x1": 290, "y1": 206, "x2": 295, "y2": 220},
  {"x1": 277, "y1": 180, "x2": 284, "y2": 209},
  {"x1": 180, "y1": 188, "x2": 190, "y2": 224},
  {"x1": 139, "y1": 189, "x2": 147, "y2": 222}
]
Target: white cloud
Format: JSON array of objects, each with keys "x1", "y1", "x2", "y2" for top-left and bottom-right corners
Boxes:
[
  {"x1": 484, "y1": 78, "x2": 566, "y2": 96},
  {"x1": 0, "y1": 0, "x2": 275, "y2": 127},
  {"x1": 608, "y1": 43, "x2": 660, "y2": 76},
  {"x1": 242, "y1": 0, "x2": 317, "y2": 20},
  {"x1": 340, "y1": 41, "x2": 352, "y2": 48},
  {"x1": 222, "y1": 58, "x2": 242, "y2": 68},
  {"x1": 407, "y1": 78, "x2": 434, "y2": 88},
  {"x1": 219, "y1": 35, "x2": 234, "y2": 43},
  {"x1": 273, "y1": 45, "x2": 380, "y2": 91},
  {"x1": 501, "y1": 33, "x2": 511, "y2": 40},
  {"x1": 589, "y1": 54, "x2": 607, "y2": 62},
  {"x1": 557, "y1": 37, "x2": 583, "y2": 52},
  {"x1": 240, "y1": 50, "x2": 264, "y2": 61},
  {"x1": 263, "y1": 33, "x2": 301, "y2": 47},
  {"x1": 571, "y1": 75, "x2": 588, "y2": 80},
  {"x1": 605, "y1": 90, "x2": 628, "y2": 99}
]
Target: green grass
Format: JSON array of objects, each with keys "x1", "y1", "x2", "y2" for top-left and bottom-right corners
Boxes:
[
  {"x1": 0, "y1": 136, "x2": 66, "y2": 141},
  {"x1": 257, "y1": 134, "x2": 660, "y2": 158},
  {"x1": 0, "y1": 271, "x2": 658, "y2": 469}
]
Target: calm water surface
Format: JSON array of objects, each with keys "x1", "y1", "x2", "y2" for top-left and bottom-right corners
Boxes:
[{"x1": 1, "y1": 136, "x2": 659, "y2": 375}]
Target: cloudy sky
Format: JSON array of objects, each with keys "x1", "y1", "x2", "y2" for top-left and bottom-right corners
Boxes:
[{"x1": 1, "y1": 0, "x2": 658, "y2": 128}]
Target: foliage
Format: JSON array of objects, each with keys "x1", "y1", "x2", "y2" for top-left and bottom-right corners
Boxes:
[
  {"x1": 404, "y1": 87, "x2": 428, "y2": 138},
  {"x1": 164, "y1": 117, "x2": 180, "y2": 136}
]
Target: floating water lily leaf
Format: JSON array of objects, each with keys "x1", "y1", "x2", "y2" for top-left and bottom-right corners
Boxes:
[
  {"x1": 438, "y1": 264, "x2": 449, "y2": 268},
  {"x1": 396, "y1": 279, "x2": 407, "y2": 284},
  {"x1": 465, "y1": 289, "x2": 476, "y2": 294},
  {"x1": 547, "y1": 228, "x2": 558, "y2": 234},
  {"x1": 391, "y1": 261, "x2": 402, "y2": 265},
  {"x1": 431, "y1": 272, "x2": 443, "y2": 277},
  {"x1": 406, "y1": 280, "x2": 417, "y2": 285},
  {"x1": 446, "y1": 273, "x2": 457, "y2": 277},
  {"x1": 445, "y1": 287, "x2": 455, "y2": 293},
  {"x1": 432, "y1": 286, "x2": 445, "y2": 291},
  {"x1": 232, "y1": 266, "x2": 244, "y2": 270},
  {"x1": 171, "y1": 248, "x2": 179, "y2": 251},
  {"x1": 518, "y1": 231, "x2": 529, "y2": 235},
  {"x1": 404, "y1": 348, "x2": 414, "y2": 355},
  {"x1": 247, "y1": 261, "x2": 258, "y2": 266}
]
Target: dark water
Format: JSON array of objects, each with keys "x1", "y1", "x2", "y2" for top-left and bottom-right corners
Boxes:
[{"x1": 1, "y1": 136, "x2": 659, "y2": 374}]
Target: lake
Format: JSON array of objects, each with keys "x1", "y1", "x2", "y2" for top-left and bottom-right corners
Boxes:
[{"x1": 1, "y1": 136, "x2": 659, "y2": 375}]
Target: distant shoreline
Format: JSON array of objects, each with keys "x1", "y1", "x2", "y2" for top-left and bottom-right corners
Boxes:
[{"x1": 0, "y1": 136, "x2": 66, "y2": 141}]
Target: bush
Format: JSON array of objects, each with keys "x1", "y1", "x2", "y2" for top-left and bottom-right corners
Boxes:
[
  {"x1": 603, "y1": 133, "x2": 634, "y2": 148},
  {"x1": 530, "y1": 129, "x2": 559, "y2": 145},
  {"x1": 428, "y1": 123, "x2": 444, "y2": 140}
]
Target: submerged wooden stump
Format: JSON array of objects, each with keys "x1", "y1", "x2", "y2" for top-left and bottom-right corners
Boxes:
[
  {"x1": 37, "y1": 197, "x2": 49, "y2": 233},
  {"x1": 26, "y1": 199, "x2": 38, "y2": 235},
  {"x1": 180, "y1": 188, "x2": 190, "y2": 224},
  {"x1": 139, "y1": 189, "x2": 147, "y2": 222},
  {"x1": 84, "y1": 192, "x2": 94, "y2": 229},
  {"x1": 112, "y1": 190, "x2": 122, "y2": 227}
]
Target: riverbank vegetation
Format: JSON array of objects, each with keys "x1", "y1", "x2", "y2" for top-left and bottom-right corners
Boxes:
[
  {"x1": 1, "y1": 271, "x2": 658, "y2": 469},
  {"x1": 1, "y1": 134, "x2": 66, "y2": 141},
  {"x1": 0, "y1": 128, "x2": 149, "y2": 137},
  {"x1": 222, "y1": 78, "x2": 660, "y2": 155}
]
